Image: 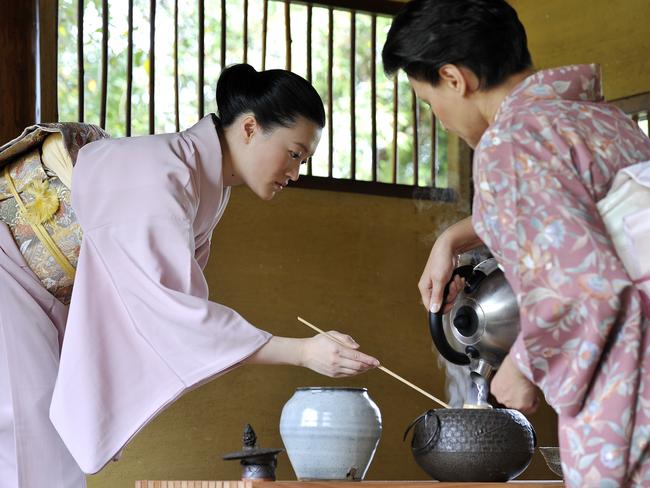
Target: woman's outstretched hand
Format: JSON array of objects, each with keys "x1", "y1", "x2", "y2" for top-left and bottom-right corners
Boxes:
[
  {"x1": 299, "y1": 331, "x2": 380, "y2": 377},
  {"x1": 490, "y1": 353, "x2": 539, "y2": 414},
  {"x1": 246, "y1": 333, "x2": 380, "y2": 378}
]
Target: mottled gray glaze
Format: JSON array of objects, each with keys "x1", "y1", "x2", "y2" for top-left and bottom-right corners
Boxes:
[
  {"x1": 279, "y1": 387, "x2": 382, "y2": 481},
  {"x1": 406, "y1": 408, "x2": 536, "y2": 482}
]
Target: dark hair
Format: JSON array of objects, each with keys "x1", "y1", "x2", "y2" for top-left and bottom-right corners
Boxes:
[
  {"x1": 216, "y1": 63, "x2": 326, "y2": 130},
  {"x1": 382, "y1": 0, "x2": 532, "y2": 90}
]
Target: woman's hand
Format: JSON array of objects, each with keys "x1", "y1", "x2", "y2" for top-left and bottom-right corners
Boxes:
[
  {"x1": 246, "y1": 333, "x2": 380, "y2": 378},
  {"x1": 299, "y1": 331, "x2": 380, "y2": 378},
  {"x1": 419, "y1": 216, "x2": 483, "y2": 313},
  {"x1": 490, "y1": 353, "x2": 539, "y2": 414},
  {"x1": 419, "y1": 240, "x2": 464, "y2": 314}
]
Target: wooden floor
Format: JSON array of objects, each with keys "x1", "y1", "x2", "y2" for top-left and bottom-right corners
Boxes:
[{"x1": 136, "y1": 481, "x2": 564, "y2": 488}]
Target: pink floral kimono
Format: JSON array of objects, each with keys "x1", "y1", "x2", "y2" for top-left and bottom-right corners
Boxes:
[{"x1": 472, "y1": 64, "x2": 650, "y2": 486}]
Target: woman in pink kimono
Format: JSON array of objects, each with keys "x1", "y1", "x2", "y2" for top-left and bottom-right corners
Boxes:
[
  {"x1": 1, "y1": 64, "x2": 379, "y2": 487},
  {"x1": 383, "y1": 0, "x2": 650, "y2": 486}
]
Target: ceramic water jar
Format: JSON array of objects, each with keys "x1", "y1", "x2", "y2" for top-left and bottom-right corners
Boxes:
[{"x1": 279, "y1": 387, "x2": 382, "y2": 480}]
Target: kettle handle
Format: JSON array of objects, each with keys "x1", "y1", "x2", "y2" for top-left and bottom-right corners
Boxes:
[
  {"x1": 403, "y1": 410, "x2": 442, "y2": 455},
  {"x1": 428, "y1": 265, "x2": 474, "y2": 365}
]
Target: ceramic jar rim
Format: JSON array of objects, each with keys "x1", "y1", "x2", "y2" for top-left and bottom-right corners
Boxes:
[{"x1": 295, "y1": 387, "x2": 368, "y2": 392}]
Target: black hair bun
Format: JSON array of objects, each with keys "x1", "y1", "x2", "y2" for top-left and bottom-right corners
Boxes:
[{"x1": 215, "y1": 63, "x2": 325, "y2": 130}]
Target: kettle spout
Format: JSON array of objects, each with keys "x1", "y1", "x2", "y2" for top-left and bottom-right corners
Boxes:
[{"x1": 463, "y1": 361, "x2": 494, "y2": 408}]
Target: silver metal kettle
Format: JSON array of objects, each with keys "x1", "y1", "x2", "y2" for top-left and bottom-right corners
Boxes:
[{"x1": 428, "y1": 257, "x2": 520, "y2": 406}]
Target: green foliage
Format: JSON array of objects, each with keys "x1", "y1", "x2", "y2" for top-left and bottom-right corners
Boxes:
[{"x1": 57, "y1": 0, "x2": 449, "y2": 188}]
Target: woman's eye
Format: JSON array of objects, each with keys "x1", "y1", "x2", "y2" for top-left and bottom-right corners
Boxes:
[{"x1": 289, "y1": 151, "x2": 301, "y2": 159}]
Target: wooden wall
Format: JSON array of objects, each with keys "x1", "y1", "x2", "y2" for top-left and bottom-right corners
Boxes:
[{"x1": 0, "y1": 0, "x2": 36, "y2": 145}]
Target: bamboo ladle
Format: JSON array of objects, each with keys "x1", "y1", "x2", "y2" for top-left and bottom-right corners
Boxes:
[{"x1": 297, "y1": 316, "x2": 449, "y2": 409}]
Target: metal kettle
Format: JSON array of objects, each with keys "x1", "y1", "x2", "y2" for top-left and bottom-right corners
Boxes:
[{"x1": 428, "y1": 257, "x2": 520, "y2": 405}]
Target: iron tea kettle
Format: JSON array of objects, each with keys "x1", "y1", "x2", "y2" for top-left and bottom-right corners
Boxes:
[
  {"x1": 428, "y1": 257, "x2": 520, "y2": 405},
  {"x1": 404, "y1": 258, "x2": 535, "y2": 482}
]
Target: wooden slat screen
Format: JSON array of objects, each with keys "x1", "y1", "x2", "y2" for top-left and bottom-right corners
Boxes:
[{"x1": 57, "y1": 0, "x2": 456, "y2": 200}]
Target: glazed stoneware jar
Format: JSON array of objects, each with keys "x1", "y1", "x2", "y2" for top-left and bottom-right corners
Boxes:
[{"x1": 279, "y1": 387, "x2": 382, "y2": 480}]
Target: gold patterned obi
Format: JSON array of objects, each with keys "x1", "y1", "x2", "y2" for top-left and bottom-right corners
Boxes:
[{"x1": 0, "y1": 123, "x2": 109, "y2": 304}]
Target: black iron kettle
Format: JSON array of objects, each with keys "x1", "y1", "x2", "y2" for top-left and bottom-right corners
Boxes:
[{"x1": 402, "y1": 257, "x2": 536, "y2": 482}]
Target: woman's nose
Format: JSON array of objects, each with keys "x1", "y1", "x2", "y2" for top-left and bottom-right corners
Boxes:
[{"x1": 287, "y1": 163, "x2": 300, "y2": 181}]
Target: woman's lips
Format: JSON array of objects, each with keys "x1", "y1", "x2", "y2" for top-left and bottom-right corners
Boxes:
[{"x1": 274, "y1": 180, "x2": 290, "y2": 190}]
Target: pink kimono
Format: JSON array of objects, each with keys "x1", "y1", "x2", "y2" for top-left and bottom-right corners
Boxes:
[
  {"x1": 0, "y1": 224, "x2": 84, "y2": 487},
  {"x1": 472, "y1": 64, "x2": 650, "y2": 486},
  {"x1": 50, "y1": 115, "x2": 271, "y2": 474}
]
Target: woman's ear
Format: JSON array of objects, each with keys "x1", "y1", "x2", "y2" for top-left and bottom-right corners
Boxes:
[
  {"x1": 241, "y1": 114, "x2": 258, "y2": 144},
  {"x1": 438, "y1": 64, "x2": 478, "y2": 97}
]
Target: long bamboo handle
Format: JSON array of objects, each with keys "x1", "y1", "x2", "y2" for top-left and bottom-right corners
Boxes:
[{"x1": 297, "y1": 316, "x2": 450, "y2": 409}]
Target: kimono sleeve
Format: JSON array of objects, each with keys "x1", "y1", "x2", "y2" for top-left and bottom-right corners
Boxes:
[
  {"x1": 195, "y1": 234, "x2": 212, "y2": 269},
  {"x1": 471, "y1": 136, "x2": 644, "y2": 417},
  {"x1": 50, "y1": 215, "x2": 272, "y2": 473}
]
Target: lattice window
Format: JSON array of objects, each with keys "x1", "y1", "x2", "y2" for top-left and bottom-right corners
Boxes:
[{"x1": 55, "y1": 0, "x2": 464, "y2": 200}]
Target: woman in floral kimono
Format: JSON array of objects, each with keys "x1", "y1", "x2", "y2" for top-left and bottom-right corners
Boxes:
[
  {"x1": 383, "y1": 0, "x2": 650, "y2": 486},
  {"x1": 0, "y1": 64, "x2": 379, "y2": 487}
]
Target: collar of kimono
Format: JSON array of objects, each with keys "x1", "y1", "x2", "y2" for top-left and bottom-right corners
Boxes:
[
  {"x1": 493, "y1": 64, "x2": 604, "y2": 122},
  {"x1": 182, "y1": 114, "x2": 224, "y2": 189}
]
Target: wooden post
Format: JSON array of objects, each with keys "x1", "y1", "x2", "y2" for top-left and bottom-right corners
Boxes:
[
  {"x1": 38, "y1": 0, "x2": 58, "y2": 123},
  {"x1": 0, "y1": 0, "x2": 37, "y2": 144}
]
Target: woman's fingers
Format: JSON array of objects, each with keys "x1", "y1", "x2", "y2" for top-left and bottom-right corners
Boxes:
[
  {"x1": 301, "y1": 331, "x2": 380, "y2": 378},
  {"x1": 337, "y1": 346, "x2": 380, "y2": 368},
  {"x1": 441, "y1": 276, "x2": 466, "y2": 313},
  {"x1": 332, "y1": 367, "x2": 369, "y2": 378},
  {"x1": 419, "y1": 241, "x2": 457, "y2": 313},
  {"x1": 418, "y1": 276, "x2": 433, "y2": 313},
  {"x1": 326, "y1": 330, "x2": 359, "y2": 349}
]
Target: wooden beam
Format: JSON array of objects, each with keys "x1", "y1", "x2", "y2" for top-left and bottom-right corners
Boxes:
[
  {"x1": 371, "y1": 14, "x2": 377, "y2": 181},
  {"x1": 327, "y1": 7, "x2": 333, "y2": 177},
  {"x1": 243, "y1": 0, "x2": 248, "y2": 63},
  {"x1": 262, "y1": 0, "x2": 268, "y2": 70},
  {"x1": 306, "y1": 4, "x2": 312, "y2": 175},
  {"x1": 391, "y1": 75, "x2": 398, "y2": 183},
  {"x1": 0, "y1": 0, "x2": 37, "y2": 144},
  {"x1": 199, "y1": 0, "x2": 205, "y2": 118},
  {"x1": 126, "y1": 0, "x2": 133, "y2": 135},
  {"x1": 77, "y1": 0, "x2": 84, "y2": 122},
  {"x1": 285, "y1": 1, "x2": 291, "y2": 70},
  {"x1": 431, "y1": 111, "x2": 437, "y2": 187},
  {"x1": 289, "y1": 175, "x2": 458, "y2": 201},
  {"x1": 38, "y1": 0, "x2": 59, "y2": 123},
  {"x1": 174, "y1": 0, "x2": 179, "y2": 131},
  {"x1": 100, "y1": 0, "x2": 108, "y2": 129},
  {"x1": 609, "y1": 92, "x2": 650, "y2": 115},
  {"x1": 291, "y1": 0, "x2": 403, "y2": 16},
  {"x1": 149, "y1": 0, "x2": 156, "y2": 134},
  {"x1": 350, "y1": 11, "x2": 356, "y2": 179},
  {"x1": 412, "y1": 90, "x2": 418, "y2": 186},
  {"x1": 220, "y1": 0, "x2": 226, "y2": 69}
]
